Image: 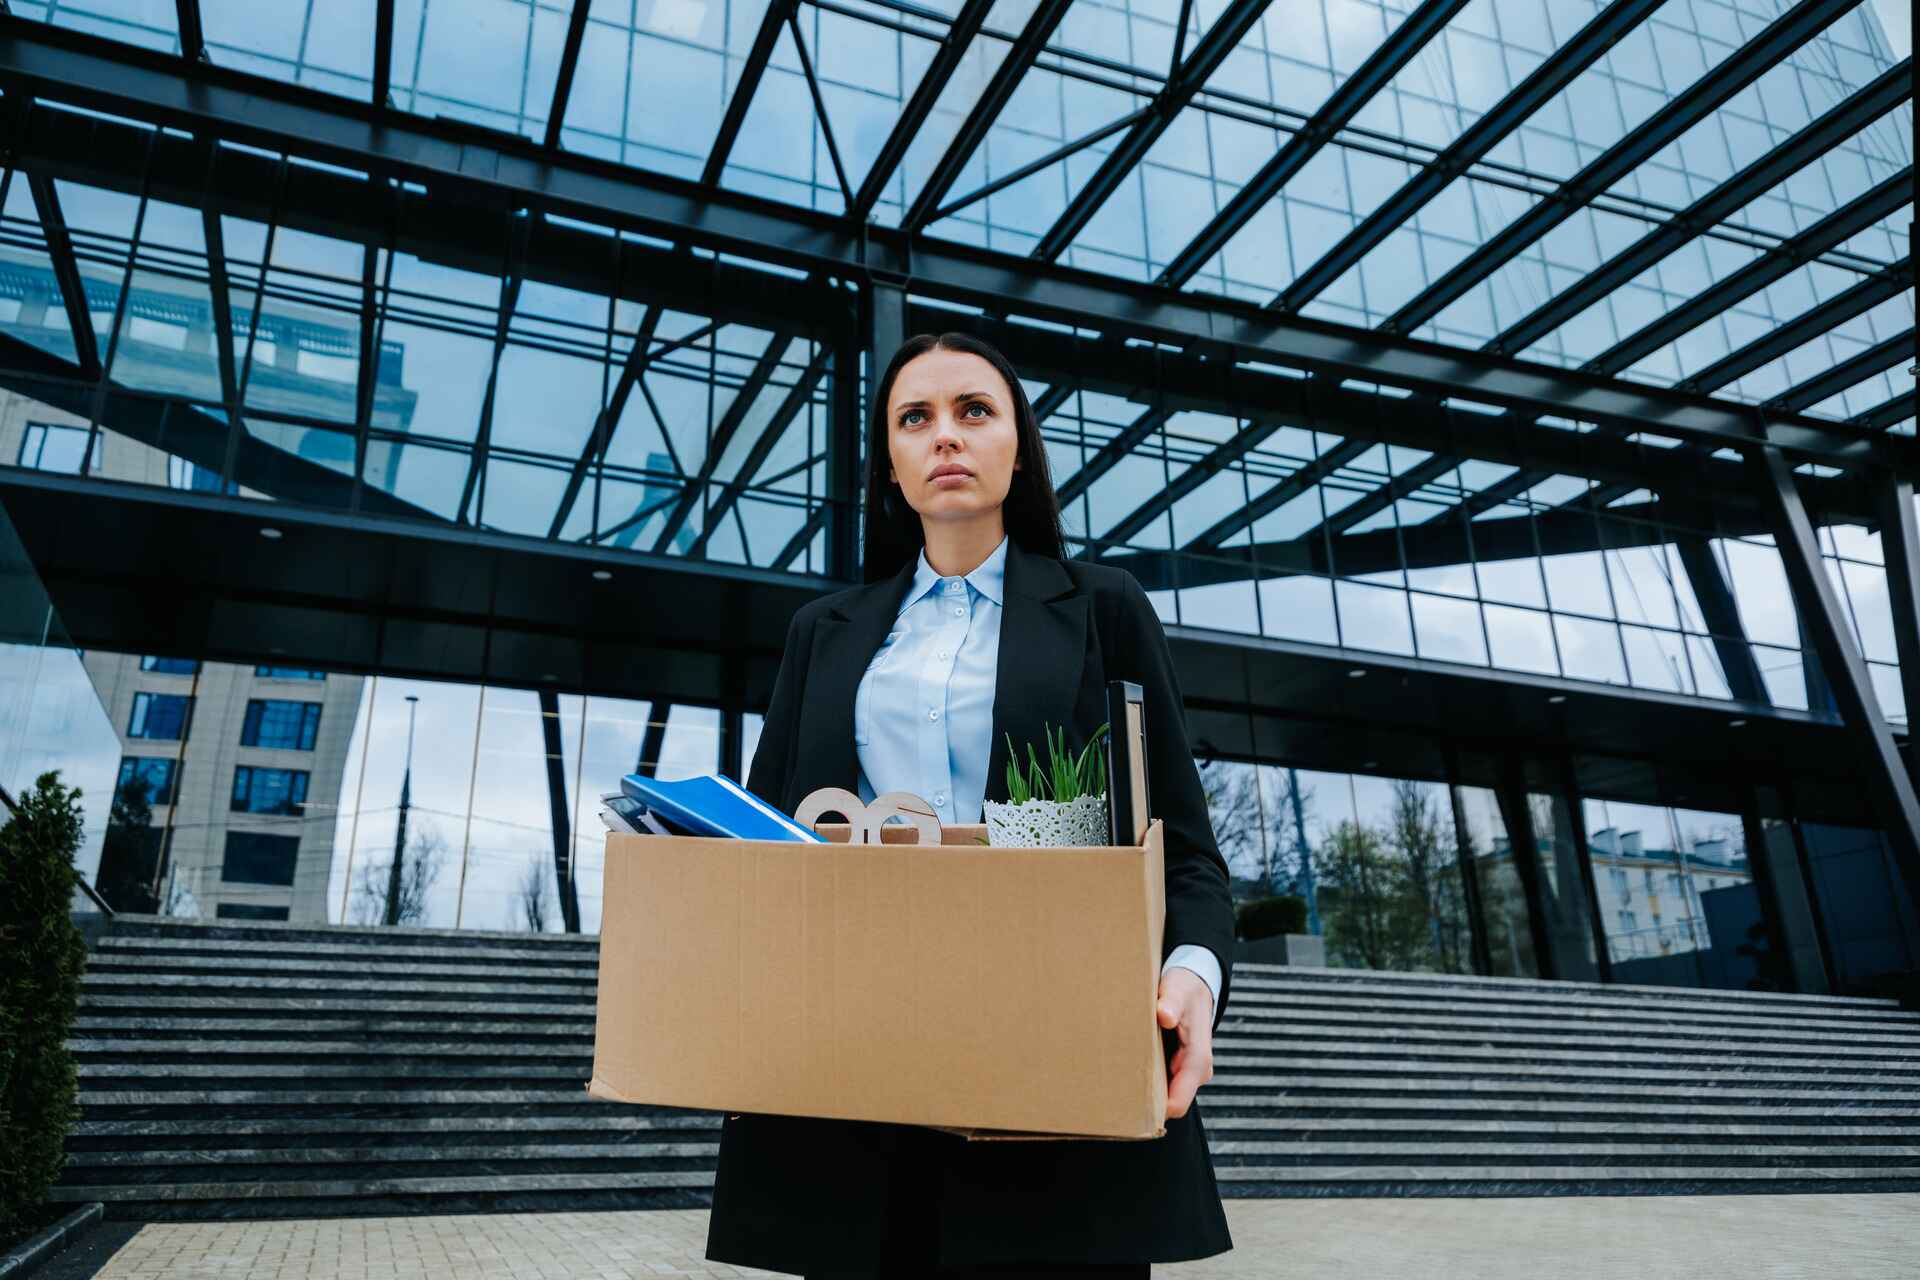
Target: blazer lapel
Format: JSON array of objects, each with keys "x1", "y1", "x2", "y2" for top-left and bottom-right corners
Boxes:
[{"x1": 984, "y1": 540, "x2": 1089, "y2": 805}]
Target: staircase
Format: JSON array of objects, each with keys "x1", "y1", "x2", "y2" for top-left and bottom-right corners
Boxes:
[{"x1": 58, "y1": 916, "x2": 1920, "y2": 1220}]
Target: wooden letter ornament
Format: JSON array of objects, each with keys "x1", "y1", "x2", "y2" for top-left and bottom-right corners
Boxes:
[{"x1": 793, "y1": 787, "x2": 942, "y2": 845}]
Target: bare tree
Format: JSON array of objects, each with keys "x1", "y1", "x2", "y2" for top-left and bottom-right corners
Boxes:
[
  {"x1": 1387, "y1": 779, "x2": 1470, "y2": 975},
  {"x1": 1198, "y1": 759, "x2": 1265, "y2": 883},
  {"x1": 351, "y1": 819, "x2": 448, "y2": 926},
  {"x1": 514, "y1": 850, "x2": 554, "y2": 933}
]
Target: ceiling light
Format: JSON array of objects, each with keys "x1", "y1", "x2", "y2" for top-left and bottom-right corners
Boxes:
[
  {"x1": 1547, "y1": 694, "x2": 1566, "y2": 704},
  {"x1": 1728, "y1": 718, "x2": 1748, "y2": 727},
  {"x1": 1363, "y1": 760, "x2": 1378, "y2": 770},
  {"x1": 1347, "y1": 668, "x2": 1367, "y2": 679},
  {"x1": 259, "y1": 526, "x2": 283, "y2": 540},
  {"x1": 592, "y1": 569, "x2": 613, "y2": 581}
]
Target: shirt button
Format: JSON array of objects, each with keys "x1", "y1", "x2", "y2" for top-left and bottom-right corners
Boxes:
[
  {"x1": 934, "y1": 793, "x2": 947, "y2": 806},
  {"x1": 927, "y1": 709, "x2": 940, "y2": 721},
  {"x1": 936, "y1": 650, "x2": 949, "y2": 660},
  {"x1": 952, "y1": 606, "x2": 964, "y2": 616}
]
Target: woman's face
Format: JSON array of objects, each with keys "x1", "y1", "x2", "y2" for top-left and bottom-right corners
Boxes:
[{"x1": 885, "y1": 347, "x2": 1023, "y2": 527}]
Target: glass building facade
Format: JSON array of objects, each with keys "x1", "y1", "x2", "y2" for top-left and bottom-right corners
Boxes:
[{"x1": 0, "y1": 1, "x2": 1912, "y2": 997}]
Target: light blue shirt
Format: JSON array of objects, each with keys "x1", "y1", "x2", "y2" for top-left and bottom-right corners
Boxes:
[{"x1": 853, "y1": 533, "x2": 1221, "y2": 1019}]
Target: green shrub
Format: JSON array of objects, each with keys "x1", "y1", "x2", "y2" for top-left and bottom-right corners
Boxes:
[
  {"x1": 1236, "y1": 894, "x2": 1309, "y2": 941},
  {"x1": 0, "y1": 772, "x2": 88, "y2": 1240}
]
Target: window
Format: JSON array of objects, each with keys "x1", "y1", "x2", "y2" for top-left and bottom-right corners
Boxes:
[
  {"x1": 221, "y1": 831, "x2": 301, "y2": 885},
  {"x1": 240, "y1": 700, "x2": 322, "y2": 750},
  {"x1": 17, "y1": 421, "x2": 92, "y2": 473},
  {"x1": 253, "y1": 665, "x2": 327, "y2": 680},
  {"x1": 140, "y1": 656, "x2": 201, "y2": 675},
  {"x1": 129, "y1": 692, "x2": 193, "y2": 740},
  {"x1": 231, "y1": 765, "x2": 310, "y2": 815},
  {"x1": 117, "y1": 757, "x2": 180, "y2": 806},
  {"x1": 216, "y1": 903, "x2": 290, "y2": 921}
]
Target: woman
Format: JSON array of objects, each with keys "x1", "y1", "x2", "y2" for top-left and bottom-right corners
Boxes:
[{"x1": 704, "y1": 333, "x2": 1237, "y2": 1279}]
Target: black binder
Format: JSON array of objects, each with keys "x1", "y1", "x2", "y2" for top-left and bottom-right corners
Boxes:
[{"x1": 1105, "y1": 679, "x2": 1149, "y2": 846}]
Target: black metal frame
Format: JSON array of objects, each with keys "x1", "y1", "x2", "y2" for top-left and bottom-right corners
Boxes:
[
  {"x1": 1390, "y1": 0, "x2": 1847, "y2": 343},
  {"x1": 2, "y1": 24, "x2": 1905, "y2": 475},
  {"x1": 3, "y1": 4, "x2": 1917, "y2": 966},
  {"x1": 1030, "y1": 0, "x2": 1267, "y2": 262},
  {"x1": 1270, "y1": 0, "x2": 1666, "y2": 316},
  {"x1": 1754, "y1": 445, "x2": 1920, "y2": 913}
]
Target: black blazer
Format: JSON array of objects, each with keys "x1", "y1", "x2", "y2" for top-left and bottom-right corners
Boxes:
[{"x1": 705, "y1": 537, "x2": 1236, "y2": 1273}]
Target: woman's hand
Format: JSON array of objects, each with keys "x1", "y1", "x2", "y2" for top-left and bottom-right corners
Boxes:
[{"x1": 1156, "y1": 967, "x2": 1216, "y2": 1119}]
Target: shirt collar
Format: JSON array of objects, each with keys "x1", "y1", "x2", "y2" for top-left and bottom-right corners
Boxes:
[{"x1": 903, "y1": 532, "x2": 1010, "y2": 613}]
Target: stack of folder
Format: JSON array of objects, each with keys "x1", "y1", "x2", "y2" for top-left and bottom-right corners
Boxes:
[{"x1": 596, "y1": 773, "x2": 824, "y2": 843}]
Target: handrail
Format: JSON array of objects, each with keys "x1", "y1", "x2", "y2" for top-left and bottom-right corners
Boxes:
[{"x1": 72, "y1": 870, "x2": 115, "y2": 917}]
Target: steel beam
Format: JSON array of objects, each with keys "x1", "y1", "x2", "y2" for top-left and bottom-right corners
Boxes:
[
  {"x1": 1055, "y1": 405, "x2": 1171, "y2": 506},
  {"x1": 174, "y1": 0, "x2": 205, "y2": 62},
  {"x1": 785, "y1": 6, "x2": 853, "y2": 206},
  {"x1": 1097, "y1": 418, "x2": 1289, "y2": 547},
  {"x1": 702, "y1": 0, "x2": 799, "y2": 185},
  {"x1": 25, "y1": 171, "x2": 102, "y2": 379},
  {"x1": 544, "y1": 0, "x2": 592, "y2": 149},
  {"x1": 1684, "y1": 256, "x2": 1914, "y2": 393},
  {"x1": 1879, "y1": 476, "x2": 1920, "y2": 784},
  {"x1": 651, "y1": 332, "x2": 793, "y2": 552},
  {"x1": 1187, "y1": 439, "x2": 1373, "y2": 551},
  {"x1": 1766, "y1": 329, "x2": 1914, "y2": 414},
  {"x1": 1158, "y1": 0, "x2": 1469, "y2": 288},
  {"x1": 1752, "y1": 444, "x2": 1920, "y2": 918},
  {"x1": 687, "y1": 344, "x2": 832, "y2": 557},
  {"x1": 1393, "y1": 0, "x2": 1844, "y2": 340},
  {"x1": 1673, "y1": 537, "x2": 1768, "y2": 704},
  {"x1": 1296, "y1": 449, "x2": 1459, "y2": 546},
  {"x1": 1856, "y1": 390, "x2": 1915, "y2": 432},
  {"x1": 900, "y1": 0, "x2": 1073, "y2": 233},
  {"x1": 1488, "y1": 61, "x2": 1912, "y2": 358},
  {"x1": 373, "y1": 0, "x2": 394, "y2": 107},
  {"x1": 1032, "y1": 0, "x2": 1269, "y2": 262},
  {"x1": 0, "y1": 35, "x2": 1901, "y2": 469},
  {"x1": 850, "y1": 0, "x2": 993, "y2": 223},
  {"x1": 1271, "y1": 0, "x2": 1665, "y2": 315},
  {"x1": 1583, "y1": 167, "x2": 1913, "y2": 378}
]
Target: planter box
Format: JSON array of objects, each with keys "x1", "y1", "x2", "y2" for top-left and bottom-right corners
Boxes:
[{"x1": 1234, "y1": 933, "x2": 1325, "y2": 967}]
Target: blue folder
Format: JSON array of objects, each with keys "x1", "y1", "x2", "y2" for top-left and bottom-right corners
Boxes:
[{"x1": 618, "y1": 773, "x2": 824, "y2": 843}]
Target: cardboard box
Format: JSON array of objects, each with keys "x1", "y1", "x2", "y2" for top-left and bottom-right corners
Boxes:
[{"x1": 587, "y1": 817, "x2": 1169, "y2": 1140}]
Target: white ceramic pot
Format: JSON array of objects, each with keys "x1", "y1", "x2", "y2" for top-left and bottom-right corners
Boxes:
[{"x1": 981, "y1": 793, "x2": 1111, "y2": 848}]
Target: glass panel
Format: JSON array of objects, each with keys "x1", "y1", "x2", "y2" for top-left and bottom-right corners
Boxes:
[
  {"x1": 1585, "y1": 798, "x2": 1765, "y2": 990},
  {"x1": 1452, "y1": 783, "x2": 1535, "y2": 978},
  {"x1": 203, "y1": 0, "x2": 378, "y2": 100},
  {"x1": 1526, "y1": 787, "x2": 1599, "y2": 982},
  {"x1": 1799, "y1": 820, "x2": 1920, "y2": 993},
  {"x1": 331, "y1": 675, "x2": 481, "y2": 927},
  {"x1": 390, "y1": 0, "x2": 569, "y2": 139}
]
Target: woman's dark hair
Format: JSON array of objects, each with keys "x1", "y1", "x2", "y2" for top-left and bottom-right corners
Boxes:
[{"x1": 861, "y1": 331, "x2": 1065, "y2": 583}]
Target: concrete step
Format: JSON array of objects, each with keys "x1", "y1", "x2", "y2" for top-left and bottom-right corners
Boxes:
[
  {"x1": 71, "y1": 1112, "x2": 715, "y2": 1138},
  {"x1": 1210, "y1": 1056, "x2": 1920, "y2": 1088},
  {"x1": 76, "y1": 995, "x2": 594, "y2": 1018},
  {"x1": 1213, "y1": 1035, "x2": 1920, "y2": 1069},
  {"x1": 97, "y1": 916, "x2": 601, "y2": 954},
  {"x1": 92, "y1": 935, "x2": 601, "y2": 969},
  {"x1": 1230, "y1": 963, "x2": 1907, "y2": 1009},
  {"x1": 80, "y1": 974, "x2": 596, "y2": 1001},
  {"x1": 1211, "y1": 1163, "x2": 1920, "y2": 1183},
  {"x1": 70, "y1": 1038, "x2": 592, "y2": 1059},
  {"x1": 81, "y1": 953, "x2": 600, "y2": 983},
  {"x1": 1205, "y1": 1075, "x2": 1920, "y2": 1103},
  {"x1": 49, "y1": 1170, "x2": 713, "y2": 1203},
  {"x1": 1215, "y1": 1024, "x2": 1920, "y2": 1061},
  {"x1": 1223, "y1": 1005, "x2": 1920, "y2": 1048},
  {"x1": 1197, "y1": 1115, "x2": 1920, "y2": 1138},
  {"x1": 69, "y1": 1016, "x2": 595, "y2": 1038},
  {"x1": 1226, "y1": 989, "x2": 1920, "y2": 1030}
]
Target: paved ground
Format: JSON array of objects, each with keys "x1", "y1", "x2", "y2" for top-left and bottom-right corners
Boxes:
[{"x1": 82, "y1": 1195, "x2": 1920, "y2": 1279}]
